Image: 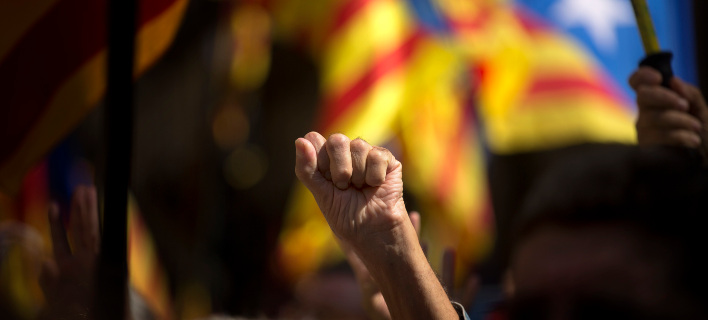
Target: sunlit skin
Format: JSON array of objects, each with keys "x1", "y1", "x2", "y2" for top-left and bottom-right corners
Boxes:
[{"x1": 295, "y1": 132, "x2": 459, "y2": 320}]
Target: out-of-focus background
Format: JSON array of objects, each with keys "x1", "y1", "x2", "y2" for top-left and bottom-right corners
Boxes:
[{"x1": 0, "y1": 0, "x2": 705, "y2": 319}]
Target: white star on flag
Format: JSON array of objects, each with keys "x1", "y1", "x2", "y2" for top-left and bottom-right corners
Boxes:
[{"x1": 551, "y1": 0, "x2": 636, "y2": 52}]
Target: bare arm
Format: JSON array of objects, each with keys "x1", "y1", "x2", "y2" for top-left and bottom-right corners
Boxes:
[{"x1": 294, "y1": 132, "x2": 458, "y2": 320}]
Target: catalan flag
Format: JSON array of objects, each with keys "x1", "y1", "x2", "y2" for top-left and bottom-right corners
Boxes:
[
  {"x1": 270, "y1": 0, "x2": 494, "y2": 282},
  {"x1": 273, "y1": 0, "x2": 695, "y2": 286},
  {"x1": 0, "y1": 0, "x2": 189, "y2": 195},
  {"x1": 0, "y1": 0, "x2": 188, "y2": 317}
]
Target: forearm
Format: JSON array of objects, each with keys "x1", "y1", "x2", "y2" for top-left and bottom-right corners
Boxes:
[{"x1": 354, "y1": 217, "x2": 459, "y2": 320}]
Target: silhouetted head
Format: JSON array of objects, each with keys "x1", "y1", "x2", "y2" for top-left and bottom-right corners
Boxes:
[{"x1": 508, "y1": 146, "x2": 708, "y2": 319}]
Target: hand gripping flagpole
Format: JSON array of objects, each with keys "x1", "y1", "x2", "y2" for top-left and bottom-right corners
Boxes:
[{"x1": 630, "y1": 0, "x2": 674, "y2": 88}]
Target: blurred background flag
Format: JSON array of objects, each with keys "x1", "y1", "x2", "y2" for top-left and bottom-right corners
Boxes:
[
  {"x1": 274, "y1": 0, "x2": 696, "y2": 286},
  {"x1": 0, "y1": 0, "x2": 188, "y2": 317},
  {"x1": 0, "y1": 0, "x2": 189, "y2": 195}
]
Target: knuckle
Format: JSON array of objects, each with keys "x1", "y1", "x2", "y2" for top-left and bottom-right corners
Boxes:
[
  {"x1": 328, "y1": 133, "x2": 351, "y2": 144},
  {"x1": 333, "y1": 165, "x2": 353, "y2": 176},
  {"x1": 350, "y1": 138, "x2": 369, "y2": 151},
  {"x1": 368, "y1": 175, "x2": 385, "y2": 185},
  {"x1": 305, "y1": 131, "x2": 323, "y2": 142},
  {"x1": 368, "y1": 147, "x2": 389, "y2": 162}
]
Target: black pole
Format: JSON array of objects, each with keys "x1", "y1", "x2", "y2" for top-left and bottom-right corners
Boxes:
[{"x1": 93, "y1": 0, "x2": 135, "y2": 318}]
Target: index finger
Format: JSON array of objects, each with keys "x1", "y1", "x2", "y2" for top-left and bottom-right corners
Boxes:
[
  {"x1": 365, "y1": 147, "x2": 399, "y2": 187},
  {"x1": 636, "y1": 85, "x2": 690, "y2": 112},
  {"x1": 304, "y1": 131, "x2": 331, "y2": 180},
  {"x1": 442, "y1": 247, "x2": 456, "y2": 293},
  {"x1": 48, "y1": 203, "x2": 71, "y2": 260},
  {"x1": 673, "y1": 77, "x2": 708, "y2": 118},
  {"x1": 629, "y1": 67, "x2": 662, "y2": 91}
]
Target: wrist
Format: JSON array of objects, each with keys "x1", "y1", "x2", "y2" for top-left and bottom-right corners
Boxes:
[
  {"x1": 350, "y1": 214, "x2": 459, "y2": 320},
  {"x1": 349, "y1": 207, "x2": 415, "y2": 263}
]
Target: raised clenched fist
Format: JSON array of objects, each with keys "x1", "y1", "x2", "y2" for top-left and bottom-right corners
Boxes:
[{"x1": 294, "y1": 132, "x2": 408, "y2": 249}]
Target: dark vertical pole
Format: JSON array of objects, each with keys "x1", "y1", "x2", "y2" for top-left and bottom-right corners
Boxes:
[{"x1": 93, "y1": 0, "x2": 135, "y2": 318}]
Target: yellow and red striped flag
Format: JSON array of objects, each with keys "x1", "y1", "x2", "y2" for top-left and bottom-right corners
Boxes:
[
  {"x1": 271, "y1": 0, "x2": 636, "y2": 285},
  {"x1": 0, "y1": 1, "x2": 188, "y2": 317},
  {"x1": 0, "y1": 0, "x2": 189, "y2": 195},
  {"x1": 267, "y1": 0, "x2": 494, "y2": 282},
  {"x1": 436, "y1": 0, "x2": 636, "y2": 154}
]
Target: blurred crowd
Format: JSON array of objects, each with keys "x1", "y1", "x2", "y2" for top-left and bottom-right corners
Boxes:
[{"x1": 2, "y1": 0, "x2": 708, "y2": 319}]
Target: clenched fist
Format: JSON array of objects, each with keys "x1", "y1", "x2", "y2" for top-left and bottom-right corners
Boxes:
[
  {"x1": 294, "y1": 132, "x2": 408, "y2": 249},
  {"x1": 294, "y1": 132, "x2": 460, "y2": 320}
]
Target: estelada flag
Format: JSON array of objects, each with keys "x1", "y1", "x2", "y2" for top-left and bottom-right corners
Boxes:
[
  {"x1": 0, "y1": 0, "x2": 189, "y2": 195},
  {"x1": 271, "y1": 0, "x2": 649, "y2": 285}
]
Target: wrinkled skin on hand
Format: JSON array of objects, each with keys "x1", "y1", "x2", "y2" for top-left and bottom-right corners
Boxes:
[{"x1": 294, "y1": 132, "x2": 407, "y2": 248}]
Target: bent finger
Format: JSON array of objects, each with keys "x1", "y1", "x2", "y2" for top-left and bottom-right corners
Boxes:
[
  {"x1": 304, "y1": 131, "x2": 330, "y2": 181},
  {"x1": 640, "y1": 110, "x2": 703, "y2": 132},
  {"x1": 48, "y1": 203, "x2": 71, "y2": 260},
  {"x1": 666, "y1": 130, "x2": 702, "y2": 148},
  {"x1": 350, "y1": 138, "x2": 372, "y2": 188},
  {"x1": 674, "y1": 77, "x2": 708, "y2": 122},
  {"x1": 365, "y1": 147, "x2": 395, "y2": 187},
  {"x1": 636, "y1": 85, "x2": 689, "y2": 112},
  {"x1": 629, "y1": 67, "x2": 662, "y2": 91},
  {"x1": 326, "y1": 133, "x2": 353, "y2": 189},
  {"x1": 295, "y1": 137, "x2": 328, "y2": 195}
]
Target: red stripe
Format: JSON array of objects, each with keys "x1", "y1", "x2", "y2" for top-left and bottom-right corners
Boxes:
[
  {"x1": 323, "y1": 0, "x2": 376, "y2": 45},
  {"x1": 524, "y1": 74, "x2": 631, "y2": 108},
  {"x1": 139, "y1": 0, "x2": 180, "y2": 25},
  {"x1": 0, "y1": 0, "x2": 179, "y2": 165},
  {"x1": 435, "y1": 102, "x2": 473, "y2": 202},
  {"x1": 513, "y1": 7, "x2": 552, "y2": 34},
  {"x1": 318, "y1": 29, "x2": 424, "y2": 130},
  {"x1": 447, "y1": 7, "x2": 549, "y2": 36},
  {"x1": 445, "y1": 6, "x2": 492, "y2": 34}
]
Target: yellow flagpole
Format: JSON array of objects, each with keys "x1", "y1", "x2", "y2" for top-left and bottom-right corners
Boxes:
[
  {"x1": 630, "y1": 0, "x2": 660, "y2": 54},
  {"x1": 630, "y1": 0, "x2": 673, "y2": 87}
]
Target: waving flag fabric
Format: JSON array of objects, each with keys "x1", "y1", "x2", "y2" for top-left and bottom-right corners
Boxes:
[
  {"x1": 273, "y1": 0, "x2": 695, "y2": 285},
  {"x1": 0, "y1": 0, "x2": 189, "y2": 195},
  {"x1": 0, "y1": 1, "x2": 188, "y2": 317}
]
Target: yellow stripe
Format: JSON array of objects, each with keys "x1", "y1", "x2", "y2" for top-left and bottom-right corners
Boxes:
[
  {"x1": 0, "y1": 0, "x2": 60, "y2": 62},
  {"x1": 129, "y1": 198, "x2": 173, "y2": 320},
  {"x1": 324, "y1": 69, "x2": 407, "y2": 141},
  {"x1": 134, "y1": 0, "x2": 189, "y2": 74},
  {"x1": 278, "y1": 185, "x2": 343, "y2": 281},
  {"x1": 530, "y1": 33, "x2": 600, "y2": 77},
  {"x1": 0, "y1": 0, "x2": 188, "y2": 195},
  {"x1": 484, "y1": 96, "x2": 636, "y2": 154},
  {"x1": 321, "y1": 0, "x2": 413, "y2": 95},
  {"x1": 270, "y1": 0, "x2": 339, "y2": 49}
]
